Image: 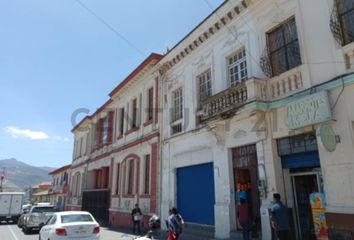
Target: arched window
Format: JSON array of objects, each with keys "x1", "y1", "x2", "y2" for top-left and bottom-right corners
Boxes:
[{"x1": 71, "y1": 172, "x2": 81, "y2": 196}]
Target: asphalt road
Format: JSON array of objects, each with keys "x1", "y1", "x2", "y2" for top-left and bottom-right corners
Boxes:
[{"x1": 0, "y1": 223, "x2": 143, "y2": 240}]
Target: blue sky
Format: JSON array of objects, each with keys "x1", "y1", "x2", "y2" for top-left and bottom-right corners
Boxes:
[{"x1": 0, "y1": 0, "x2": 224, "y2": 168}]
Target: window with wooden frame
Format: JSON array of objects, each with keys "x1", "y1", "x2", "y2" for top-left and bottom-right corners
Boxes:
[
  {"x1": 119, "y1": 108, "x2": 124, "y2": 136},
  {"x1": 123, "y1": 163, "x2": 126, "y2": 194},
  {"x1": 101, "y1": 117, "x2": 109, "y2": 145},
  {"x1": 93, "y1": 122, "x2": 99, "y2": 149},
  {"x1": 197, "y1": 69, "x2": 212, "y2": 105},
  {"x1": 228, "y1": 48, "x2": 247, "y2": 86},
  {"x1": 144, "y1": 154, "x2": 151, "y2": 194},
  {"x1": 172, "y1": 88, "x2": 183, "y2": 122},
  {"x1": 107, "y1": 111, "x2": 114, "y2": 144},
  {"x1": 267, "y1": 17, "x2": 301, "y2": 76},
  {"x1": 147, "y1": 88, "x2": 154, "y2": 121},
  {"x1": 336, "y1": 0, "x2": 354, "y2": 45},
  {"x1": 85, "y1": 133, "x2": 90, "y2": 155},
  {"x1": 73, "y1": 172, "x2": 81, "y2": 196},
  {"x1": 127, "y1": 160, "x2": 134, "y2": 195},
  {"x1": 79, "y1": 137, "x2": 83, "y2": 156},
  {"x1": 115, "y1": 163, "x2": 120, "y2": 195},
  {"x1": 132, "y1": 98, "x2": 138, "y2": 128}
]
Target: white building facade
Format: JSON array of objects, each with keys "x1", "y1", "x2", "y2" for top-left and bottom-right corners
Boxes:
[{"x1": 159, "y1": 0, "x2": 354, "y2": 239}]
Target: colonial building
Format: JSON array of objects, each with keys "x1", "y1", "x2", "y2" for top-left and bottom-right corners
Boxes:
[
  {"x1": 29, "y1": 182, "x2": 52, "y2": 204},
  {"x1": 48, "y1": 164, "x2": 70, "y2": 211},
  {"x1": 158, "y1": 0, "x2": 354, "y2": 239},
  {"x1": 67, "y1": 53, "x2": 162, "y2": 230}
]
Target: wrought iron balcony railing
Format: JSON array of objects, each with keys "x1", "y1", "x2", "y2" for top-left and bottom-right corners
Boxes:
[
  {"x1": 200, "y1": 82, "x2": 248, "y2": 121},
  {"x1": 199, "y1": 72, "x2": 304, "y2": 121}
]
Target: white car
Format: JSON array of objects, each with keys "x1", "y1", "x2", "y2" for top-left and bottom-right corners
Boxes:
[{"x1": 39, "y1": 211, "x2": 100, "y2": 240}]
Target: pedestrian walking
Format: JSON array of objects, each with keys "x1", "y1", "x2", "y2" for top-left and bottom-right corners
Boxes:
[
  {"x1": 271, "y1": 193, "x2": 290, "y2": 240},
  {"x1": 237, "y1": 198, "x2": 252, "y2": 240},
  {"x1": 132, "y1": 203, "x2": 142, "y2": 235},
  {"x1": 167, "y1": 207, "x2": 184, "y2": 240}
]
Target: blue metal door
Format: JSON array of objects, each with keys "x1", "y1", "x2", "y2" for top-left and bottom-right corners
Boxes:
[{"x1": 177, "y1": 162, "x2": 215, "y2": 225}]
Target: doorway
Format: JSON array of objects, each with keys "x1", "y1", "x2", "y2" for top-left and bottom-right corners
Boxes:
[
  {"x1": 291, "y1": 172, "x2": 322, "y2": 240},
  {"x1": 177, "y1": 163, "x2": 215, "y2": 225},
  {"x1": 232, "y1": 144, "x2": 261, "y2": 235}
]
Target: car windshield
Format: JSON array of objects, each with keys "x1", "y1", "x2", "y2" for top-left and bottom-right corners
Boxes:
[
  {"x1": 31, "y1": 207, "x2": 55, "y2": 213},
  {"x1": 61, "y1": 214, "x2": 94, "y2": 223}
]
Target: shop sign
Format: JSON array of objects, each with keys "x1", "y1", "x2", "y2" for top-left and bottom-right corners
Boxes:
[
  {"x1": 287, "y1": 91, "x2": 332, "y2": 130},
  {"x1": 317, "y1": 124, "x2": 337, "y2": 152}
]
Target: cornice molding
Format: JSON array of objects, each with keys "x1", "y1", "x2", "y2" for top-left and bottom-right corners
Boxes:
[{"x1": 159, "y1": 0, "x2": 252, "y2": 74}]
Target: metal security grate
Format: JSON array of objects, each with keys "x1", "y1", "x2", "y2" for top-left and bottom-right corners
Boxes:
[
  {"x1": 82, "y1": 189, "x2": 110, "y2": 226},
  {"x1": 330, "y1": 0, "x2": 344, "y2": 45}
]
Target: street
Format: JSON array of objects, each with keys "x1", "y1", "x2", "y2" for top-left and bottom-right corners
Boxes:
[{"x1": 0, "y1": 223, "x2": 142, "y2": 240}]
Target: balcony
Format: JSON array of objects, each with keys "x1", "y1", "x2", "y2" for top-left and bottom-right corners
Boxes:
[
  {"x1": 49, "y1": 183, "x2": 68, "y2": 194},
  {"x1": 199, "y1": 70, "x2": 303, "y2": 121},
  {"x1": 268, "y1": 67, "x2": 303, "y2": 99},
  {"x1": 200, "y1": 82, "x2": 248, "y2": 121}
]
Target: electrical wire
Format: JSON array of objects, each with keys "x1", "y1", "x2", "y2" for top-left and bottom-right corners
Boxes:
[
  {"x1": 331, "y1": 77, "x2": 345, "y2": 111},
  {"x1": 74, "y1": 0, "x2": 145, "y2": 56},
  {"x1": 215, "y1": 0, "x2": 348, "y2": 68}
]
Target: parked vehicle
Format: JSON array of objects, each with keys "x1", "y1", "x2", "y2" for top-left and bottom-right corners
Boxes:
[
  {"x1": 0, "y1": 192, "x2": 24, "y2": 223},
  {"x1": 17, "y1": 204, "x2": 32, "y2": 228},
  {"x1": 39, "y1": 211, "x2": 100, "y2": 240},
  {"x1": 22, "y1": 204, "x2": 57, "y2": 234}
]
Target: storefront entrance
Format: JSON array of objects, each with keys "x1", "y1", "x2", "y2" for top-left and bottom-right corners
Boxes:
[
  {"x1": 277, "y1": 132, "x2": 326, "y2": 240},
  {"x1": 232, "y1": 144, "x2": 261, "y2": 235},
  {"x1": 291, "y1": 171, "x2": 322, "y2": 240}
]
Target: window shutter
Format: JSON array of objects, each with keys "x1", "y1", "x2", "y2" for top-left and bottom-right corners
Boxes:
[
  {"x1": 107, "y1": 111, "x2": 114, "y2": 144},
  {"x1": 98, "y1": 119, "x2": 104, "y2": 146}
]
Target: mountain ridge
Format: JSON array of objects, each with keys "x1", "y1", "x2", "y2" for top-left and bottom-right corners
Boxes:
[{"x1": 0, "y1": 158, "x2": 56, "y2": 191}]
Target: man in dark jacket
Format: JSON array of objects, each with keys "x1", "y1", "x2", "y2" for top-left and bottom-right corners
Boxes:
[
  {"x1": 271, "y1": 193, "x2": 290, "y2": 240},
  {"x1": 131, "y1": 203, "x2": 142, "y2": 234}
]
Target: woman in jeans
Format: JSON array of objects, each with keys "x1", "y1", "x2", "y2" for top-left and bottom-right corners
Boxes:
[{"x1": 237, "y1": 198, "x2": 252, "y2": 240}]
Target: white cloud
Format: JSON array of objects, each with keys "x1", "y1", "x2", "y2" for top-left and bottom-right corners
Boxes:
[
  {"x1": 53, "y1": 136, "x2": 70, "y2": 142},
  {"x1": 4, "y1": 126, "x2": 49, "y2": 140}
]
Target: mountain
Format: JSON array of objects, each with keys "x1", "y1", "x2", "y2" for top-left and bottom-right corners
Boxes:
[
  {"x1": 39, "y1": 166, "x2": 56, "y2": 172},
  {"x1": 0, "y1": 158, "x2": 56, "y2": 191}
]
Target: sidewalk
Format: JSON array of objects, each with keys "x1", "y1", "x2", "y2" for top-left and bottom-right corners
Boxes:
[
  {"x1": 100, "y1": 226, "x2": 242, "y2": 240},
  {"x1": 100, "y1": 226, "x2": 141, "y2": 240}
]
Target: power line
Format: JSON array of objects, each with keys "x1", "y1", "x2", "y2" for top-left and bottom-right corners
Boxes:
[
  {"x1": 74, "y1": 0, "x2": 146, "y2": 56},
  {"x1": 204, "y1": 0, "x2": 347, "y2": 68}
]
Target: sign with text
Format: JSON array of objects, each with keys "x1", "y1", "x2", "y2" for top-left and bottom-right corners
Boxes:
[{"x1": 287, "y1": 91, "x2": 332, "y2": 130}]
